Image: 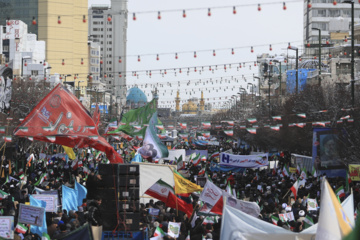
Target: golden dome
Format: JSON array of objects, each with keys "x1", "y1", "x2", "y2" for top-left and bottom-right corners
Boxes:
[{"x1": 182, "y1": 100, "x2": 198, "y2": 114}]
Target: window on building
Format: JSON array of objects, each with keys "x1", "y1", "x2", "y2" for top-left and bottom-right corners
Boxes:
[
  {"x1": 343, "y1": 10, "x2": 351, "y2": 17},
  {"x1": 313, "y1": 9, "x2": 326, "y2": 17},
  {"x1": 312, "y1": 22, "x2": 328, "y2": 31},
  {"x1": 3, "y1": 46, "x2": 8, "y2": 52},
  {"x1": 108, "y1": 28, "x2": 112, "y2": 31},
  {"x1": 31, "y1": 70, "x2": 38, "y2": 76},
  {"x1": 329, "y1": 10, "x2": 340, "y2": 17},
  {"x1": 109, "y1": 81, "x2": 111, "y2": 84}
]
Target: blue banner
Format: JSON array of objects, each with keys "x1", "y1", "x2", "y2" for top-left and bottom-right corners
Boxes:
[
  {"x1": 62, "y1": 185, "x2": 78, "y2": 212},
  {"x1": 74, "y1": 181, "x2": 87, "y2": 207},
  {"x1": 29, "y1": 195, "x2": 48, "y2": 237},
  {"x1": 210, "y1": 162, "x2": 245, "y2": 173}
]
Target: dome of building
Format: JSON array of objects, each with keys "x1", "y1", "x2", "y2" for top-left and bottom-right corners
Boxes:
[
  {"x1": 182, "y1": 100, "x2": 198, "y2": 114},
  {"x1": 126, "y1": 86, "x2": 147, "y2": 109}
]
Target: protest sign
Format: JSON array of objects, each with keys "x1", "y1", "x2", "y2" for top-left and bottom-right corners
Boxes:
[
  {"x1": 0, "y1": 216, "x2": 14, "y2": 239},
  {"x1": 168, "y1": 222, "x2": 181, "y2": 238},
  {"x1": 307, "y1": 198, "x2": 318, "y2": 211},
  {"x1": 38, "y1": 190, "x2": 60, "y2": 205},
  {"x1": 32, "y1": 194, "x2": 57, "y2": 212},
  {"x1": 220, "y1": 153, "x2": 268, "y2": 168},
  {"x1": 18, "y1": 204, "x2": 45, "y2": 227}
]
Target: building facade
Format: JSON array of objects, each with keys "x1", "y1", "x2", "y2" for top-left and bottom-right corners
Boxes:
[
  {"x1": 0, "y1": 0, "x2": 89, "y2": 96},
  {"x1": 88, "y1": 0, "x2": 128, "y2": 107}
]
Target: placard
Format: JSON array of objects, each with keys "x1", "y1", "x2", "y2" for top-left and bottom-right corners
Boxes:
[
  {"x1": 39, "y1": 190, "x2": 60, "y2": 205},
  {"x1": 32, "y1": 194, "x2": 57, "y2": 212},
  {"x1": 0, "y1": 216, "x2": 14, "y2": 239},
  {"x1": 18, "y1": 204, "x2": 45, "y2": 227}
]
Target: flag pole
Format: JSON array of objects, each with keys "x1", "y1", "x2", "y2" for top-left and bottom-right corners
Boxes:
[{"x1": 282, "y1": 189, "x2": 291, "y2": 199}]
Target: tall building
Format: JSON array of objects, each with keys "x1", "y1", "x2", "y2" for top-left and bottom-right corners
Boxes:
[
  {"x1": 0, "y1": 0, "x2": 89, "y2": 96},
  {"x1": 303, "y1": 0, "x2": 360, "y2": 43},
  {"x1": 88, "y1": 0, "x2": 128, "y2": 107}
]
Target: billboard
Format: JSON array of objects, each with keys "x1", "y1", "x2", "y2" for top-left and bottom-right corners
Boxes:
[{"x1": 349, "y1": 164, "x2": 360, "y2": 181}]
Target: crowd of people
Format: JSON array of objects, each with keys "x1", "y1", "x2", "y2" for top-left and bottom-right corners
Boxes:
[{"x1": 0, "y1": 138, "x2": 357, "y2": 240}]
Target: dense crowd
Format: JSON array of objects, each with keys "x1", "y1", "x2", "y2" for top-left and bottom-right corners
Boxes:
[{"x1": 0, "y1": 139, "x2": 357, "y2": 240}]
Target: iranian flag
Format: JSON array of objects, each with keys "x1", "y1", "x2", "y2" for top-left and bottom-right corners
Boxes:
[
  {"x1": 46, "y1": 136, "x2": 56, "y2": 142},
  {"x1": 201, "y1": 155, "x2": 207, "y2": 162},
  {"x1": 296, "y1": 113, "x2": 306, "y2": 118},
  {"x1": 210, "y1": 152, "x2": 220, "y2": 158},
  {"x1": 300, "y1": 168, "x2": 308, "y2": 180},
  {"x1": 156, "y1": 125, "x2": 164, "y2": 130},
  {"x1": 215, "y1": 125, "x2": 222, "y2": 129},
  {"x1": 270, "y1": 126, "x2": 280, "y2": 131},
  {"x1": 202, "y1": 122, "x2": 211, "y2": 128},
  {"x1": 246, "y1": 128, "x2": 256, "y2": 134},
  {"x1": 239, "y1": 125, "x2": 246, "y2": 129},
  {"x1": 296, "y1": 123, "x2": 306, "y2": 128},
  {"x1": 247, "y1": 118, "x2": 257, "y2": 123},
  {"x1": 202, "y1": 132, "x2": 210, "y2": 138},
  {"x1": 288, "y1": 123, "x2": 295, "y2": 127},
  {"x1": 3, "y1": 136, "x2": 12, "y2": 142},
  {"x1": 180, "y1": 123, "x2": 187, "y2": 129},
  {"x1": 271, "y1": 215, "x2": 279, "y2": 225},
  {"x1": 133, "y1": 125, "x2": 142, "y2": 130},
  {"x1": 145, "y1": 179, "x2": 173, "y2": 203},
  {"x1": 167, "y1": 125, "x2": 174, "y2": 129},
  {"x1": 15, "y1": 223, "x2": 28, "y2": 234},
  {"x1": 179, "y1": 134, "x2": 188, "y2": 139},
  {"x1": 0, "y1": 127, "x2": 5, "y2": 133},
  {"x1": 290, "y1": 180, "x2": 299, "y2": 199},
  {"x1": 222, "y1": 120, "x2": 234, "y2": 126},
  {"x1": 0, "y1": 190, "x2": 9, "y2": 200},
  {"x1": 191, "y1": 153, "x2": 201, "y2": 166},
  {"x1": 18, "y1": 127, "x2": 28, "y2": 132},
  {"x1": 34, "y1": 173, "x2": 47, "y2": 186},
  {"x1": 198, "y1": 167, "x2": 205, "y2": 176},
  {"x1": 348, "y1": 118, "x2": 354, "y2": 123},
  {"x1": 272, "y1": 116, "x2": 282, "y2": 121},
  {"x1": 282, "y1": 164, "x2": 290, "y2": 177},
  {"x1": 20, "y1": 174, "x2": 25, "y2": 180},
  {"x1": 303, "y1": 215, "x2": 314, "y2": 229},
  {"x1": 154, "y1": 226, "x2": 166, "y2": 238},
  {"x1": 296, "y1": 165, "x2": 301, "y2": 175},
  {"x1": 157, "y1": 134, "x2": 167, "y2": 139},
  {"x1": 341, "y1": 115, "x2": 350, "y2": 120},
  {"x1": 335, "y1": 186, "x2": 345, "y2": 198},
  {"x1": 311, "y1": 166, "x2": 317, "y2": 177},
  {"x1": 136, "y1": 135, "x2": 143, "y2": 141},
  {"x1": 224, "y1": 130, "x2": 233, "y2": 136}
]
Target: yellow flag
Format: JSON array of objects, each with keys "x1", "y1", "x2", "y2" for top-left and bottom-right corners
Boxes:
[
  {"x1": 174, "y1": 170, "x2": 203, "y2": 194},
  {"x1": 62, "y1": 146, "x2": 76, "y2": 160}
]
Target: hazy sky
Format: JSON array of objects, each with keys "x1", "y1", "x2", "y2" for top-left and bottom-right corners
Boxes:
[{"x1": 88, "y1": 0, "x2": 303, "y2": 109}]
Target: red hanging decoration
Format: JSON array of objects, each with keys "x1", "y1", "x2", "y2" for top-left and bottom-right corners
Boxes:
[
  {"x1": 299, "y1": 57, "x2": 302, "y2": 61},
  {"x1": 344, "y1": 36, "x2": 348, "y2": 42},
  {"x1": 308, "y1": 2, "x2": 312, "y2": 8},
  {"x1": 239, "y1": 63, "x2": 242, "y2": 68},
  {"x1": 329, "y1": 54, "x2": 332, "y2": 58},
  {"x1": 107, "y1": 15, "x2": 112, "y2": 22},
  {"x1": 32, "y1": 17, "x2": 37, "y2": 25},
  {"x1": 288, "y1": 43, "x2": 291, "y2": 49},
  {"x1": 83, "y1": 15, "x2": 86, "y2": 23},
  {"x1": 88, "y1": 75, "x2": 92, "y2": 80},
  {"x1": 29, "y1": 77, "x2": 32, "y2": 81},
  {"x1": 194, "y1": 67, "x2": 197, "y2": 72},
  {"x1": 224, "y1": 65, "x2": 227, "y2": 70},
  {"x1": 6, "y1": 19, "x2": 10, "y2": 26},
  {"x1": 194, "y1": 51, "x2": 197, "y2": 58},
  {"x1": 62, "y1": 59, "x2": 65, "y2": 65},
  {"x1": 314, "y1": 56, "x2": 317, "y2": 59},
  {"x1": 283, "y1": 2, "x2": 287, "y2": 10},
  {"x1": 81, "y1": 58, "x2": 84, "y2": 65},
  {"x1": 24, "y1": 61, "x2": 27, "y2": 67},
  {"x1": 269, "y1": 45, "x2": 272, "y2": 51},
  {"x1": 231, "y1": 48, "x2": 234, "y2": 55},
  {"x1": 138, "y1": 55, "x2": 141, "y2": 62},
  {"x1": 158, "y1": 11, "x2": 161, "y2": 20},
  {"x1": 44, "y1": 77, "x2": 47, "y2": 80},
  {"x1": 104, "y1": 74, "x2": 107, "y2": 78},
  {"x1": 119, "y1": 72, "x2": 122, "y2": 77},
  {"x1": 58, "y1": 16, "x2": 61, "y2": 24},
  {"x1": 156, "y1": 54, "x2": 159, "y2": 61},
  {"x1": 258, "y1": 4, "x2": 261, "y2": 11},
  {"x1": 100, "y1": 59, "x2": 103, "y2": 64},
  {"x1": 333, "y1": 0, "x2": 337, "y2": 5},
  {"x1": 119, "y1": 57, "x2": 122, "y2": 63},
  {"x1": 13, "y1": 77, "x2": 16, "y2": 81},
  {"x1": 233, "y1": 6, "x2": 237, "y2": 14},
  {"x1": 133, "y1": 13, "x2": 136, "y2": 21},
  {"x1": 43, "y1": 61, "x2": 46, "y2": 66},
  {"x1": 213, "y1": 50, "x2": 216, "y2": 56},
  {"x1": 183, "y1": 10, "x2": 186, "y2": 18},
  {"x1": 284, "y1": 59, "x2": 287, "y2": 63},
  {"x1": 208, "y1": 8, "x2": 211, "y2": 17},
  {"x1": 149, "y1": 71, "x2": 152, "y2": 76},
  {"x1": 175, "y1": 53, "x2": 178, "y2": 59},
  {"x1": 179, "y1": 68, "x2": 182, "y2": 73},
  {"x1": 326, "y1": 39, "x2": 329, "y2": 44},
  {"x1": 254, "y1": 62, "x2": 257, "y2": 66},
  {"x1": 60, "y1": 76, "x2": 63, "y2": 80},
  {"x1": 164, "y1": 70, "x2": 167, "y2": 74},
  {"x1": 251, "y1": 46, "x2": 254, "y2": 53},
  {"x1": 344, "y1": 52, "x2": 347, "y2": 55},
  {"x1": 74, "y1": 75, "x2": 77, "y2": 80},
  {"x1": 5, "y1": 63, "x2": 8, "y2": 67},
  {"x1": 209, "y1": 66, "x2": 212, "y2": 71},
  {"x1": 269, "y1": 60, "x2": 272, "y2": 65},
  {"x1": 307, "y1": 41, "x2": 310, "y2": 47}
]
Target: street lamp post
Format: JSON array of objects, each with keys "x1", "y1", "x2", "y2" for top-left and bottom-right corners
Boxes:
[
  {"x1": 247, "y1": 83, "x2": 255, "y2": 107},
  {"x1": 312, "y1": 27, "x2": 322, "y2": 86},
  {"x1": 288, "y1": 43, "x2": 299, "y2": 94},
  {"x1": 253, "y1": 76, "x2": 261, "y2": 107},
  {"x1": 77, "y1": 80, "x2": 84, "y2": 99},
  {"x1": 344, "y1": 0, "x2": 355, "y2": 107},
  {"x1": 264, "y1": 70, "x2": 272, "y2": 119},
  {"x1": 272, "y1": 60, "x2": 282, "y2": 96}
]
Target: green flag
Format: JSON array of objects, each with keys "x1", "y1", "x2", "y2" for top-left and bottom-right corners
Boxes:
[
  {"x1": 108, "y1": 99, "x2": 157, "y2": 137},
  {"x1": 343, "y1": 215, "x2": 360, "y2": 240}
]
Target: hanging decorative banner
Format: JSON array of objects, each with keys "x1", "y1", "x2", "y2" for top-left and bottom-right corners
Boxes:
[
  {"x1": 296, "y1": 123, "x2": 306, "y2": 128},
  {"x1": 270, "y1": 126, "x2": 280, "y2": 131},
  {"x1": 220, "y1": 152, "x2": 268, "y2": 168},
  {"x1": 272, "y1": 116, "x2": 282, "y2": 121},
  {"x1": 215, "y1": 125, "x2": 222, "y2": 129},
  {"x1": 0, "y1": 67, "x2": 12, "y2": 115},
  {"x1": 296, "y1": 113, "x2": 306, "y2": 118},
  {"x1": 221, "y1": 120, "x2": 234, "y2": 126},
  {"x1": 167, "y1": 125, "x2": 174, "y2": 129},
  {"x1": 340, "y1": 115, "x2": 350, "y2": 120},
  {"x1": 246, "y1": 128, "x2": 256, "y2": 134},
  {"x1": 247, "y1": 118, "x2": 257, "y2": 123}
]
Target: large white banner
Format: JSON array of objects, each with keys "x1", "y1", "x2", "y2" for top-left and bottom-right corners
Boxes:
[
  {"x1": 223, "y1": 191, "x2": 260, "y2": 218},
  {"x1": 219, "y1": 152, "x2": 268, "y2": 168},
  {"x1": 165, "y1": 149, "x2": 186, "y2": 161}
]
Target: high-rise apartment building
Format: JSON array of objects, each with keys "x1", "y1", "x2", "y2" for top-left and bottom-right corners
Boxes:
[
  {"x1": 0, "y1": 0, "x2": 89, "y2": 96},
  {"x1": 88, "y1": 0, "x2": 127, "y2": 106},
  {"x1": 303, "y1": 0, "x2": 360, "y2": 43}
]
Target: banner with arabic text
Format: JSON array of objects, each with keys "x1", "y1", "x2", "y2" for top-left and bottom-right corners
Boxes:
[{"x1": 219, "y1": 152, "x2": 268, "y2": 168}]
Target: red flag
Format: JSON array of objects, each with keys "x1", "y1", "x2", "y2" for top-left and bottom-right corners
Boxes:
[
  {"x1": 166, "y1": 191, "x2": 193, "y2": 217},
  {"x1": 92, "y1": 104, "x2": 101, "y2": 128},
  {"x1": 14, "y1": 84, "x2": 123, "y2": 163}
]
